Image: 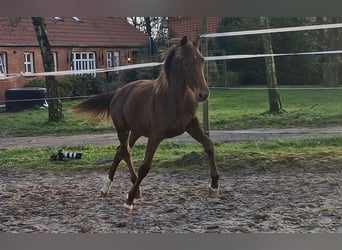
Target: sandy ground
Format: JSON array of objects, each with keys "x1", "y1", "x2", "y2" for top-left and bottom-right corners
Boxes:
[
  {"x1": 1, "y1": 126, "x2": 342, "y2": 232},
  {"x1": 1, "y1": 162, "x2": 341, "y2": 233}
]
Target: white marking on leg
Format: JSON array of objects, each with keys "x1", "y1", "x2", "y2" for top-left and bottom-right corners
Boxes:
[
  {"x1": 101, "y1": 176, "x2": 113, "y2": 195},
  {"x1": 123, "y1": 203, "x2": 133, "y2": 210},
  {"x1": 208, "y1": 184, "x2": 219, "y2": 198}
]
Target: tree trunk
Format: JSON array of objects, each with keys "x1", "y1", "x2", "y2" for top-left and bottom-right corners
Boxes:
[
  {"x1": 260, "y1": 17, "x2": 284, "y2": 114},
  {"x1": 32, "y1": 17, "x2": 63, "y2": 122}
]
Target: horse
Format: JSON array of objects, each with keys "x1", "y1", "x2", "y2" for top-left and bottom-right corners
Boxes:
[{"x1": 72, "y1": 36, "x2": 219, "y2": 210}]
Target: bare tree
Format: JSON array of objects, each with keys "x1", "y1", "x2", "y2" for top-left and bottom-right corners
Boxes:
[
  {"x1": 32, "y1": 17, "x2": 63, "y2": 122},
  {"x1": 126, "y1": 17, "x2": 168, "y2": 38},
  {"x1": 260, "y1": 17, "x2": 284, "y2": 114}
]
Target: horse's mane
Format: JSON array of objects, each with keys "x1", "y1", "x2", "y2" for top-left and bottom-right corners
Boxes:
[{"x1": 154, "y1": 44, "x2": 178, "y2": 94}]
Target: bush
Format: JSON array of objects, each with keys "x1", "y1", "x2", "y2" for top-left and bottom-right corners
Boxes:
[
  {"x1": 25, "y1": 74, "x2": 123, "y2": 98},
  {"x1": 25, "y1": 79, "x2": 46, "y2": 88}
]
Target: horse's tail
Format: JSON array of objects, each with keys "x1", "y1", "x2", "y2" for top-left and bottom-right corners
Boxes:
[{"x1": 71, "y1": 91, "x2": 116, "y2": 122}]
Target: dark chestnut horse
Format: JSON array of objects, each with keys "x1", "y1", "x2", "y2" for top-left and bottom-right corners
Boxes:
[{"x1": 72, "y1": 36, "x2": 219, "y2": 210}]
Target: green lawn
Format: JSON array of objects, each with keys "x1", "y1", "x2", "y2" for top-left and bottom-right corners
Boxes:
[
  {"x1": 0, "y1": 101, "x2": 114, "y2": 137},
  {"x1": 0, "y1": 87, "x2": 341, "y2": 137},
  {"x1": 1, "y1": 138, "x2": 341, "y2": 171},
  {"x1": 203, "y1": 88, "x2": 342, "y2": 129}
]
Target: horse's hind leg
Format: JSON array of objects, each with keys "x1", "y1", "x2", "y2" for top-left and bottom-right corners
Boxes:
[
  {"x1": 186, "y1": 117, "x2": 219, "y2": 197},
  {"x1": 122, "y1": 131, "x2": 142, "y2": 199},
  {"x1": 101, "y1": 131, "x2": 139, "y2": 197},
  {"x1": 124, "y1": 136, "x2": 162, "y2": 210},
  {"x1": 101, "y1": 144, "x2": 124, "y2": 196}
]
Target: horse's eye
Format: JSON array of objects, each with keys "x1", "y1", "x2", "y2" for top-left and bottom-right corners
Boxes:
[{"x1": 195, "y1": 55, "x2": 204, "y2": 64}]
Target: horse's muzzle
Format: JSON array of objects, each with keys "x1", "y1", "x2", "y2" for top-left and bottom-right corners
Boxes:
[{"x1": 198, "y1": 92, "x2": 209, "y2": 102}]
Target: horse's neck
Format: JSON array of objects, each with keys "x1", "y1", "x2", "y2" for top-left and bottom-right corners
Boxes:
[
  {"x1": 169, "y1": 81, "x2": 198, "y2": 114},
  {"x1": 156, "y1": 71, "x2": 197, "y2": 106}
]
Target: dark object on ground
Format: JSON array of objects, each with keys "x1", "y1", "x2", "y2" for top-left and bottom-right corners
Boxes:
[
  {"x1": 5, "y1": 87, "x2": 47, "y2": 111},
  {"x1": 50, "y1": 149, "x2": 83, "y2": 161}
]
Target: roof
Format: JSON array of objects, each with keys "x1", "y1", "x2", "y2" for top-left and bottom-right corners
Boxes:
[{"x1": 0, "y1": 17, "x2": 148, "y2": 48}]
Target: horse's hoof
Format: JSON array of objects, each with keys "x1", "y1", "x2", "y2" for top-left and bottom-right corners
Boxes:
[
  {"x1": 123, "y1": 203, "x2": 134, "y2": 212},
  {"x1": 100, "y1": 191, "x2": 108, "y2": 197},
  {"x1": 209, "y1": 186, "x2": 219, "y2": 198}
]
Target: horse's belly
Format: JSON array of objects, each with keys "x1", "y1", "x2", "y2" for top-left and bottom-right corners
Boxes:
[{"x1": 163, "y1": 119, "x2": 192, "y2": 138}]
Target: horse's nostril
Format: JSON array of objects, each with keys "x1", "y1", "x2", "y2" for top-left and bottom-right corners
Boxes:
[{"x1": 199, "y1": 93, "x2": 208, "y2": 102}]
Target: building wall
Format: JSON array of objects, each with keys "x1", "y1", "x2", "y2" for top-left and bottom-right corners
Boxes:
[
  {"x1": 0, "y1": 46, "x2": 141, "y2": 102},
  {"x1": 168, "y1": 17, "x2": 222, "y2": 41}
]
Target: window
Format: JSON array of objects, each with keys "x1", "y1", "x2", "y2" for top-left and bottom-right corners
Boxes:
[
  {"x1": 106, "y1": 52, "x2": 113, "y2": 68},
  {"x1": 0, "y1": 52, "x2": 7, "y2": 77},
  {"x1": 72, "y1": 52, "x2": 96, "y2": 76},
  {"x1": 53, "y1": 52, "x2": 58, "y2": 72},
  {"x1": 132, "y1": 51, "x2": 139, "y2": 64},
  {"x1": 24, "y1": 52, "x2": 34, "y2": 74},
  {"x1": 114, "y1": 51, "x2": 120, "y2": 68}
]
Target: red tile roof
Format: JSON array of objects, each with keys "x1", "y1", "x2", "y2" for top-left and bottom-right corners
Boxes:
[{"x1": 0, "y1": 17, "x2": 148, "y2": 48}]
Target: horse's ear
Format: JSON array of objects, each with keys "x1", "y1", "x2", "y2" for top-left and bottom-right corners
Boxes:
[
  {"x1": 180, "y1": 36, "x2": 188, "y2": 46},
  {"x1": 193, "y1": 34, "x2": 200, "y2": 48}
]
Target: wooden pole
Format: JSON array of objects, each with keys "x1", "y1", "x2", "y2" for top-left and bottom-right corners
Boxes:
[{"x1": 201, "y1": 17, "x2": 210, "y2": 135}]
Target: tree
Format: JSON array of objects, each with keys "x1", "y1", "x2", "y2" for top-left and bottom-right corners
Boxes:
[
  {"x1": 216, "y1": 17, "x2": 321, "y2": 86},
  {"x1": 260, "y1": 17, "x2": 284, "y2": 114},
  {"x1": 216, "y1": 17, "x2": 265, "y2": 85},
  {"x1": 270, "y1": 17, "x2": 321, "y2": 85},
  {"x1": 317, "y1": 17, "x2": 342, "y2": 86},
  {"x1": 126, "y1": 17, "x2": 169, "y2": 55},
  {"x1": 32, "y1": 17, "x2": 63, "y2": 122}
]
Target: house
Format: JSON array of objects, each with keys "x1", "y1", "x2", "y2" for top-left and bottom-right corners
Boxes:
[
  {"x1": 0, "y1": 17, "x2": 148, "y2": 102},
  {"x1": 168, "y1": 17, "x2": 224, "y2": 86},
  {"x1": 168, "y1": 17, "x2": 222, "y2": 41}
]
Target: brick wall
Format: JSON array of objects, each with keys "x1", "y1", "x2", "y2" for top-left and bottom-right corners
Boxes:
[
  {"x1": 0, "y1": 46, "x2": 138, "y2": 102},
  {"x1": 168, "y1": 17, "x2": 222, "y2": 41}
]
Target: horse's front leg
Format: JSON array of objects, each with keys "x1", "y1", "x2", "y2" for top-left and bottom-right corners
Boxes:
[{"x1": 186, "y1": 117, "x2": 219, "y2": 197}]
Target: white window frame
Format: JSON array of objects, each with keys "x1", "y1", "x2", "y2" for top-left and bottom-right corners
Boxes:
[
  {"x1": 114, "y1": 51, "x2": 120, "y2": 68},
  {"x1": 52, "y1": 52, "x2": 58, "y2": 72},
  {"x1": 24, "y1": 52, "x2": 34, "y2": 74},
  {"x1": 106, "y1": 51, "x2": 113, "y2": 68},
  {"x1": 72, "y1": 52, "x2": 96, "y2": 76},
  {"x1": 113, "y1": 51, "x2": 120, "y2": 73},
  {"x1": 0, "y1": 52, "x2": 7, "y2": 77}
]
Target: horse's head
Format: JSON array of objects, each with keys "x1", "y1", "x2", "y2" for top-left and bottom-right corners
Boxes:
[{"x1": 164, "y1": 36, "x2": 209, "y2": 102}]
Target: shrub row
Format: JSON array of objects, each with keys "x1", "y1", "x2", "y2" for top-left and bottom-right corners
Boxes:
[
  {"x1": 25, "y1": 75, "x2": 118, "y2": 97},
  {"x1": 25, "y1": 68, "x2": 161, "y2": 97}
]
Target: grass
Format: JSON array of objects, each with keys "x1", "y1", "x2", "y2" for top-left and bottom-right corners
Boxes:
[
  {"x1": 0, "y1": 101, "x2": 114, "y2": 137},
  {"x1": 1, "y1": 138, "x2": 341, "y2": 172},
  {"x1": 1, "y1": 86, "x2": 341, "y2": 173},
  {"x1": 0, "y1": 86, "x2": 341, "y2": 137},
  {"x1": 202, "y1": 88, "x2": 342, "y2": 129}
]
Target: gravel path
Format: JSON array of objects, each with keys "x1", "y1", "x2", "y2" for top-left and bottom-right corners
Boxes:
[
  {"x1": 1, "y1": 126, "x2": 342, "y2": 149},
  {"x1": 1, "y1": 126, "x2": 342, "y2": 233}
]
